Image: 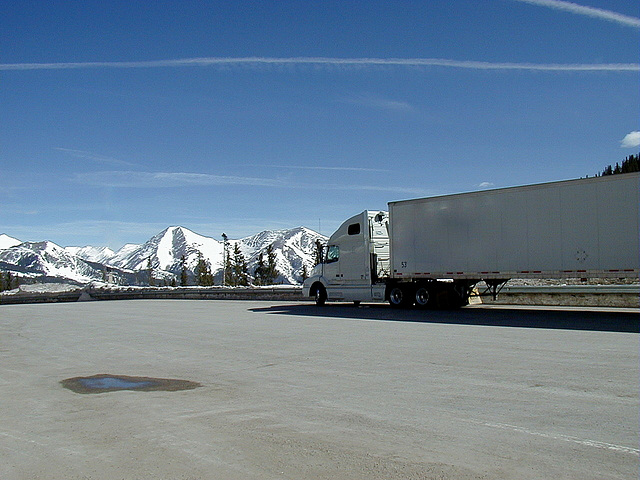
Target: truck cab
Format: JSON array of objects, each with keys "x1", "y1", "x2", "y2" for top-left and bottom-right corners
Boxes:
[{"x1": 302, "y1": 211, "x2": 390, "y2": 305}]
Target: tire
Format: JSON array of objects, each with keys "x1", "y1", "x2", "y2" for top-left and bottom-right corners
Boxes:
[
  {"x1": 414, "y1": 285, "x2": 432, "y2": 308},
  {"x1": 314, "y1": 284, "x2": 327, "y2": 306},
  {"x1": 388, "y1": 285, "x2": 412, "y2": 308}
]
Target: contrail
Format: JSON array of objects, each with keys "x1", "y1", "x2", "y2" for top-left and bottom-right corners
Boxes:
[
  {"x1": 511, "y1": 0, "x2": 640, "y2": 28},
  {"x1": 0, "y1": 56, "x2": 638, "y2": 72}
]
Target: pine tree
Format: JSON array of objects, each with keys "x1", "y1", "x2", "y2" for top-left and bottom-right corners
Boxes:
[
  {"x1": 195, "y1": 253, "x2": 214, "y2": 286},
  {"x1": 224, "y1": 246, "x2": 234, "y2": 286},
  {"x1": 232, "y1": 244, "x2": 249, "y2": 286},
  {"x1": 146, "y1": 257, "x2": 155, "y2": 286},
  {"x1": 6, "y1": 272, "x2": 17, "y2": 290},
  {"x1": 313, "y1": 239, "x2": 325, "y2": 266},
  {"x1": 264, "y1": 243, "x2": 280, "y2": 285},
  {"x1": 222, "y1": 233, "x2": 234, "y2": 286},
  {"x1": 301, "y1": 264, "x2": 309, "y2": 283},
  {"x1": 622, "y1": 154, "x2": 639, "y2": 173},
  {"x1": 254, "y1": 253, "x2": 266, "y2": 286},
  {"x1": 180, "y1": 255, "x2": 188, "y2": 286}
]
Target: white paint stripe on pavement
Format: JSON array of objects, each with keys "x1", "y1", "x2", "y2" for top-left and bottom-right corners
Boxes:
[{"x1": 481, "y1": 422, "x2": 639, "y2": 456}]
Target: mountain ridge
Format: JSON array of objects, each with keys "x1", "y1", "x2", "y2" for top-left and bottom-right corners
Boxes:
[{"x1": 0, "y1": 226, "x2": 327, "y2": 286}]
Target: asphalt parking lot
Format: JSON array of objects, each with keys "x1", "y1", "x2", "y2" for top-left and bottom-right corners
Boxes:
[{"x1": 0, "y1": 300, "x2": 637, "y2": 479}]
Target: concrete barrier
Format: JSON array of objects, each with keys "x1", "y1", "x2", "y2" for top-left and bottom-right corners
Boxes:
[
  {"x1": 1, "y1": 284, "x2": 638, "y2": 308},
  {"x1": 480, "y1": 285, "x2": 639, "y2": 308},
  {"x1": 0, "y1": 286, "x2": 303, "y2": 305}
]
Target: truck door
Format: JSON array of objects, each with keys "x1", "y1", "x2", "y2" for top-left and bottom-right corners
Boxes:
[
  {"x1": 338, "y1": 221, "x2": 369, "y2": 287},
  {"x1": 323, "y1": 244, "x2": 341, "y2": 288}
]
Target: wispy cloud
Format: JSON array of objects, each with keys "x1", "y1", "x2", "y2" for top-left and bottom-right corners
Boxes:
[
  {"x1": 621, "y1": 131, "x2": 640, "y2": 148},
  {"x1": 253, "y1": 164, "x2": 389, "y2": 173},
  {"x1": 342, "y1": 93, "x2": 414, "y2": 112},
  {"x1": 1, "y1": 56, "x2": 637, "y2": 72},
  {"x1": 73, "y1": 170, "x2": 421, "y2": 195},
  {"x1": 55, "y1": 148, "x2": 139, "y2": 167},
  {"x1": 510, "y1": 0, "x2": 640, "y2": 28},
  {"x1": 74, "y1": 171, "x2": 285, "y2": 188},
  {"x1": 333, "y1": 184, "x2": 427, "y2": 196}
]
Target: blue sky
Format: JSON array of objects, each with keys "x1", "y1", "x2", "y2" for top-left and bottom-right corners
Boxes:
[{"x1": 1, "y1": 0, "x2": 638, "y2": 249}]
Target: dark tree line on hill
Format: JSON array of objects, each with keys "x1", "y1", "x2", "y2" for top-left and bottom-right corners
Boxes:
[{"x1": 596, "y1": 154, "x2": 639, "y2": 177}]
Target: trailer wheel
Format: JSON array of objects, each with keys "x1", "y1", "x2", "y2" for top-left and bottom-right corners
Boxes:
[
  {"x1": 388, "y1": 285, "x2": 412, "y2": 308},
  {"x1": 414, "y1": 286, "x2": 432, "y2": 308},
  {"x1": 313, "y1": 284, "x2": 327, "y2": 306}
]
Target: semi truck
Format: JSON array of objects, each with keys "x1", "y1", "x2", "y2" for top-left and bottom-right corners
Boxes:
[{"x1": 302, "y1": 172, "x2": 639, "y2": 308}]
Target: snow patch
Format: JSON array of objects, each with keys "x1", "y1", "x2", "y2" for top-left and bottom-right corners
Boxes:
[{"x1": 0, "y1": 234, "x2": 22, "y2": 250}]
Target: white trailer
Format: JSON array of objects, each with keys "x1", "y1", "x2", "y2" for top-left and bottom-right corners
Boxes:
[{"x1": 303, "y1": 172, "x2": 639, "y2": 307}]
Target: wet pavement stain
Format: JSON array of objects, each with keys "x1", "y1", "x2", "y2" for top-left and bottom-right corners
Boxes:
[{"x1": 61, "y1": 374, "x2": 201, "y2": 394}]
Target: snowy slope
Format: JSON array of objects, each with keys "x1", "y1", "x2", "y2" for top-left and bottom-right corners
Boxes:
[
  {"x1": 0, "y1": 234, "x2": 22, "y2": 250},
  {"x1": 108, "y1": 226, "x2": 224, "y2": 274},
  {"x1": 238, "y1": 227, "x2": 325, "y2": 284},
  {"x1": 65, "y1": 245, "x2": 116, "y2": 264},
  {"x1": 109, "y1": 243, "x2": 141, "y2": 265},
  {"x1": 0, "y1": 241, "x2": 104, "y2": 283}
]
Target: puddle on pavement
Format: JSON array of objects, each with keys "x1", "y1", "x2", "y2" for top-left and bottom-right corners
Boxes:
[{"x1": 61, "y1": 374, "x2": 201, "y2": 394}]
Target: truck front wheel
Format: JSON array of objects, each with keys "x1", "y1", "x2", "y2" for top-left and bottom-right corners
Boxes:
[{"x1": 313, "y1": 284, "x2": 327, "y2": 306}]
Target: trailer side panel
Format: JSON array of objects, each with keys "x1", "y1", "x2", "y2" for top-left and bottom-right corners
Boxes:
[{"x1": 389, "y1": 173, "x2": 639, "y2": 280}]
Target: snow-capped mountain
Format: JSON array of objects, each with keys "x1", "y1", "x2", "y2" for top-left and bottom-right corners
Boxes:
[
  {"x1": 109, "y1": 226, "x2": 224, "y2": 275},
  {"x1": 0, "y1": 241, "x2": 110, "y2": 284},
  {"x1": 237, "y1": 227, "x2": 324, "y2": 284},
  {"x1": 105, "y1": 225, "x2": 326, "y2": 284},
  {"x1": 0, "y1": 234, "x2": 22, "y2": 250},
  {"x1": 0, "y1": 226, "x2": 327, "y2": 286}
]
